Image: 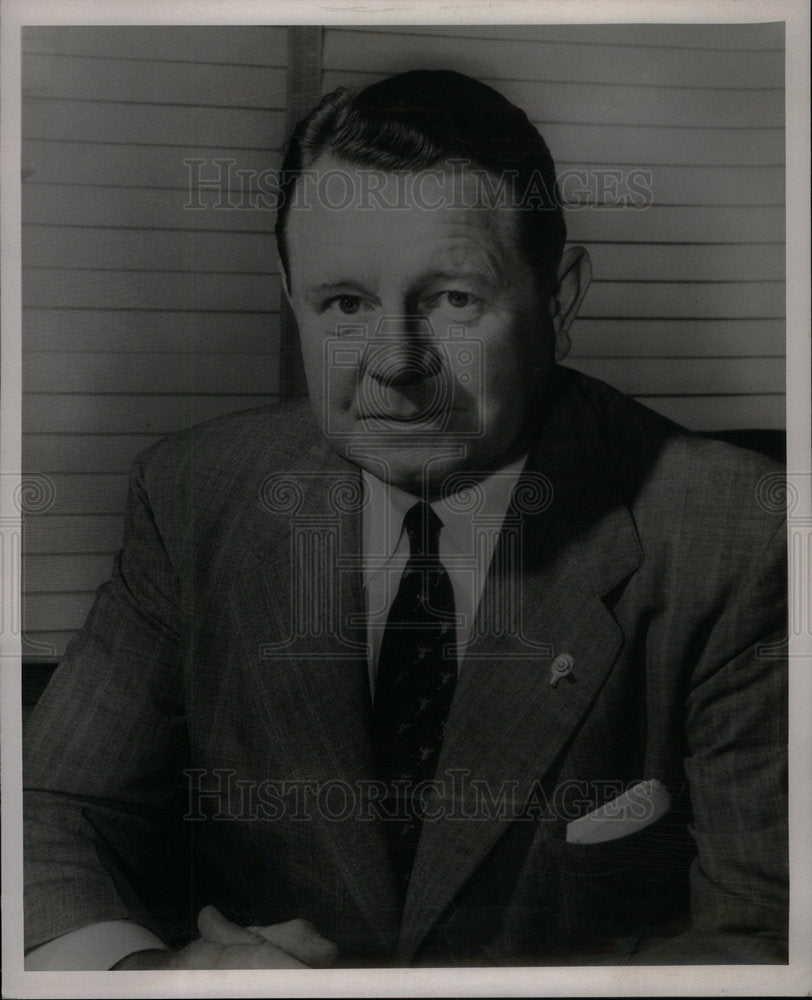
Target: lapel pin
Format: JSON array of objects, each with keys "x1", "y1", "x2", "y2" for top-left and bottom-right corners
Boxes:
[{"x1": 550, "y1": 653, "x2": 575, "y2": 687}]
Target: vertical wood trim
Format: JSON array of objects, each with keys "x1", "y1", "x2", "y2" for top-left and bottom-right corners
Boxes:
[{"x1": 278, "y1": 26, "x2": 323, "y2": 399}]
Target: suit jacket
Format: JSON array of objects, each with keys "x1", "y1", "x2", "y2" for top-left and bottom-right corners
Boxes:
[{"x1": 24, "y1": 366, "x2": 788, "y2": 965}]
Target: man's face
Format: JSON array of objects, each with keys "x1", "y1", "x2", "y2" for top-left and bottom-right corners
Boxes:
[{"x1": 284, "y1": 155, "x2": 556, "y2": 495}]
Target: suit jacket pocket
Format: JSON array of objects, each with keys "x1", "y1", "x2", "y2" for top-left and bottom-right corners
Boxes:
[{"x1": 535, "y1": 815, "x2": 693, "y2": 956}]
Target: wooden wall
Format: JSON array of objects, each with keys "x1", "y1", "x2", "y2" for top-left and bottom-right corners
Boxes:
[
  {"x1": 21, "y1": 22, "x2": 785, "y2": 658},
  {"x1": 22, "y1": 26, "x2": 287, "y2": 656}
]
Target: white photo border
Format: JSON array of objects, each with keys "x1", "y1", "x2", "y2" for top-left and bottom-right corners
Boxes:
[{"x1": 2, "y1": 1, "x2": 809, "y2": 997}]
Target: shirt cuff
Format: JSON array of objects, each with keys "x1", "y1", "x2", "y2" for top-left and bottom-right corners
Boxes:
[{"x1": 25, "y1": 920, "x2": 169, "y2": 971}]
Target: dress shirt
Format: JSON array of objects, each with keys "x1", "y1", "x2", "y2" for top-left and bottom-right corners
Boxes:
[
  {"x1": 362, "y1": 453, "x2": 528, "y2": 698},
  {"x1": 25, "y1": 452, "x2": 528, "y2": 970}
]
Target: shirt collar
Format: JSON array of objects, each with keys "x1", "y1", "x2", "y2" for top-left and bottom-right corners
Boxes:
[
  {"x1": 433, "y1": 455, "x2": 526, "y2": 557},
  {"x1": 361, "y1": 453, "x2": 528, "y2": 584}
]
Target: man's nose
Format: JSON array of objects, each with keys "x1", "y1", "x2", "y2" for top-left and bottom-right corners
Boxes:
[{"x1": 364, "y1": 318, "x2": 441, "y2": 388}]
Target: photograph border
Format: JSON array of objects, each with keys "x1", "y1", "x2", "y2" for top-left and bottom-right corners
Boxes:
[{"x1": 2, "y1": 1, "x2": 809, "y2": 997}]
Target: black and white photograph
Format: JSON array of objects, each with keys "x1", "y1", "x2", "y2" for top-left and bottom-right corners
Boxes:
[{"x1": 2, "y1": 1, "x2": 809, "y2": 996}]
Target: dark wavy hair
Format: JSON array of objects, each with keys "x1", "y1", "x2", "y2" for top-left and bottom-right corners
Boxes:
[{"x1": 275, "y1": 69, "x2": 566, "y2": 292}]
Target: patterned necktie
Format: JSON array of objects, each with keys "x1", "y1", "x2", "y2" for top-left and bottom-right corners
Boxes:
[{"x1": 372, "y1": 500, "x2": 458, "y2": 893}]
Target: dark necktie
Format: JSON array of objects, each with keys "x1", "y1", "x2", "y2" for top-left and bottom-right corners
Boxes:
[{"x1": 372, "y1": 500, "x2": 458, "y2": 892}]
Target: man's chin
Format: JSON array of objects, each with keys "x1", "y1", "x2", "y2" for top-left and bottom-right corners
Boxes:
[
  {"x1": 321, "y1": 420, "x2": 487, "y2": 492},
  {"x1": 355, "y1": 447, "x2": 479, "y2": 497},
  {"x1": 355, "y1": 412, "x2": 456, "y2": 433}
]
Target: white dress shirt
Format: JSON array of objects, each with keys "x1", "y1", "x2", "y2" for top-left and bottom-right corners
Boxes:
[
  {"x1": 26, "y1": 452, "x2": 528, "y2": 970},
  {"x1": 362, "y1": 454, "x2": 528, "y2": 697}
]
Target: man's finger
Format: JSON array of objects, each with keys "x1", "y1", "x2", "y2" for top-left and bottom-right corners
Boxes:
[
  {"x1": 245, "y1": 918, "x2": 339, "y2": 968},
  {"x1": 197, "y1": 905, "x2": 262, "y2": 946},
  {"x1": 184, "y1": 939, "x2": 309, "y2": 969}
]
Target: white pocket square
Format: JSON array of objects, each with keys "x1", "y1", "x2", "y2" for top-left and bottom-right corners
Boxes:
[{"x1": 565, "y1": 779, "x2": 671, "y2": 844}]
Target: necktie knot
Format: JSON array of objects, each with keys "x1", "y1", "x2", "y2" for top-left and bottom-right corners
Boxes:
[{"x1": 403, "y1": 501, "x2": 441, "y2": 558}]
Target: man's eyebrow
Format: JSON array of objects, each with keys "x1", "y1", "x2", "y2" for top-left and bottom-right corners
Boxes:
[
  {"x1": 421, "y1": 268, "x2": 501, "y2": 285},
  {"x1": 421, "y1": 248, "x2": 508, "y2": 287},
  {"x1": 414, "y1": 265, "x2": 507, "y2": 292},
  {"x1": 308, "y1": 278, "x2": 361, "y2": 292},
  {"x1": 305, "y1": 280, "x2": 371, "y2": 297}
]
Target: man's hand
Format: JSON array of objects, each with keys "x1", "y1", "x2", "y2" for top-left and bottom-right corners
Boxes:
[{"x1": 112, "y1": 906, "x2": 339, "y2": 970}]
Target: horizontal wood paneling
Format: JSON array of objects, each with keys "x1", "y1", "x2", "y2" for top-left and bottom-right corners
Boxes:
[
  {"x1": 23, "y1": 271, "x2": 281, "y2": 312},
  {"x1": 23, "y1": 435, "x2": 160, "y2": 473},
  {"x1": 22, "y1": 140, "x2": 282, "y2": 189},
  {"x1": 23, "y1": 55, "x2": 286, "y2": 109},
  {"x1": 22, "y1": 26, "x2": 290, "y2": 656},
  {"x1": 22, "y1": 26, "x2": 288, "y2": 65},
  {"x1": 562, "y1": 357, "x2": 785, "y2": 396},
  {"x1": 567, "y1": 206, "x2": 784, "y2": 243},
  {"x1": 24, "y1": 516, "x2": 127, "y2": 554},
  {"x1": 24, "y1": 99, "x2": 285, "y2": 149},
  {"x1": 23, "y1": 393, "x2": 275, "y2": 434},
  {"x1": 568, "y1": 319, "x2": 784, "y2": 358},
  {"x1": 324, "y1": 27, "x2": 783, "y2": 86},
  {"x1": 31, "y1": 475, "x2": 129, "y2": 516},
  {"x1": 24, "y1": 310, "x2": 280, "y2": 353},
  {"x1": 22, "y1": 184, "x2": 279, "y2": 231},
  {"x1": 555, "y1": 165, "x2": 784, "y2": 207},
  {"x1": 25, "y1": 352, "x2": 279, "y2": 395},
  {"x1": 537, "y1": 122, "x2": 783, "y2": 168},
  {"x1": 23, "y1": 228, "x2": 275, "y2": 273},
  {"x1": 581, "y1": 244, "x2": 784, "y2": 283},
  {"x1": 332, "y1": 24, "x2": 784, "y2": 52},
  {"x1": 24, "y1": 592, "x2": 100, "y2": 633},
  {"x1": 581, "y1": 282, "x2": 784, "y2": 319},
  {"x1": 25, "y1": 554, "x2": 117, "y2": 593}
]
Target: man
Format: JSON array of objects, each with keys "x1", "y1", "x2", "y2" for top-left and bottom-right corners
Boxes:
[{"x1": 24, "y1": 70, "x2": 787, "y2": 969}]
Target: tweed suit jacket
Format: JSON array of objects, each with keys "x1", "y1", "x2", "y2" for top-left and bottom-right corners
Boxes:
[{"x1": 24, "y1": 366, "x2": 788, "y2": 965}]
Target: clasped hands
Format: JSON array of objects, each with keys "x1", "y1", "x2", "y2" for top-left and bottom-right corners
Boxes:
[{"x1": 112, "y1": 905, "x2": 339, "y2": 970}]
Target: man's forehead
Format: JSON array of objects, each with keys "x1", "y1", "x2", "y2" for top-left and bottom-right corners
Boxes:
[
  {"x1": 296, "y1": 151, "x2": 503, "y2": 199},
  {"x1": 285, "y1": 155, "x2": 519, "y2": 271},
  {"x1": 288, "y1": 154, "x2": 517, "y2": 229},
  {"x1": 298, "y1": 239, "x2": 507, "y2": 292}
]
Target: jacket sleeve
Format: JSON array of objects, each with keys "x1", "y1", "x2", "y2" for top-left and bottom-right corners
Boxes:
[
  {"x1": 635, "y1": 517, "x2": 788, "y2": 964},
  {"x1": 24, "y1": 447, "x2": 192, "y2": 951},
  {"x1": 25, "y1": 921, "x2": 168, "y2": 971}
]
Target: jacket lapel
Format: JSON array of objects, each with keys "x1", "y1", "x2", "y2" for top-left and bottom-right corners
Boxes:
[
  {"x1": 227, "y1": 438, "x2": 401, "y2": 951},
  {"x1": 397, "y1": 376, "x2": 645, "y2": 961}
]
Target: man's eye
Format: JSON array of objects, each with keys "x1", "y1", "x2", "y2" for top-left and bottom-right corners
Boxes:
[
  {"x1": 445, "y1": 291, "x2": 473, "y2": 308},
  {"x1": 428, "y1": 290, "x2": 482, "y2": 317},
  {"x1": 331, "y1": 295, "x2": 361, "y2": 315}
]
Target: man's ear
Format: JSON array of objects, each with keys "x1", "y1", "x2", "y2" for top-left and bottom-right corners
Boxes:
[{"x1": 549, "y1": 246, "x2": 592, "y2": 362}]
